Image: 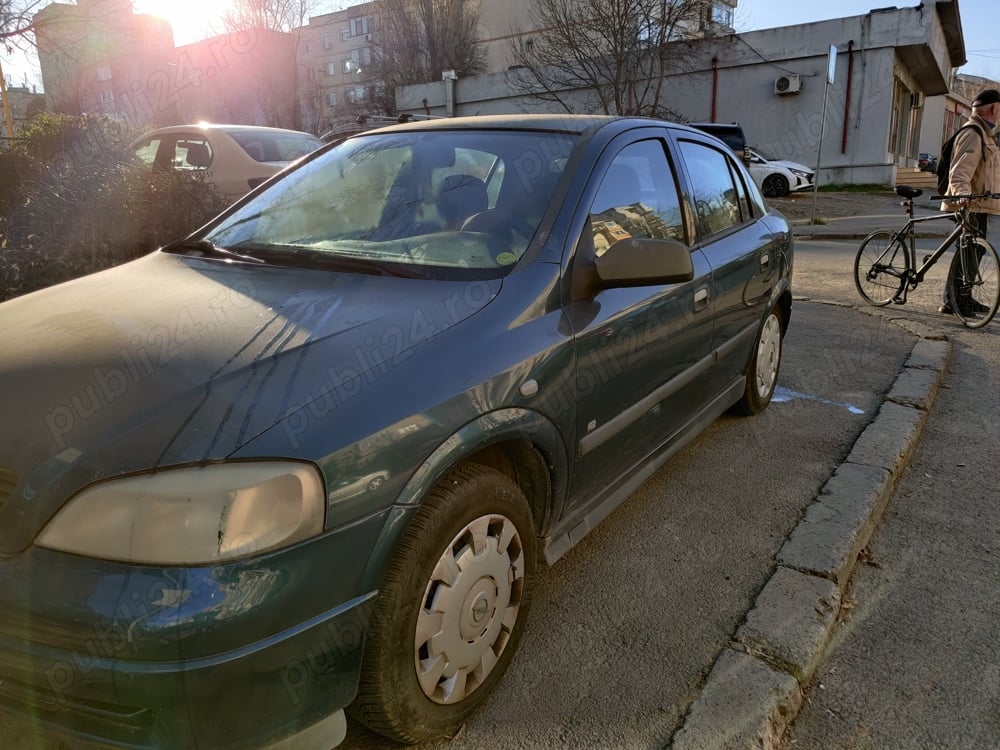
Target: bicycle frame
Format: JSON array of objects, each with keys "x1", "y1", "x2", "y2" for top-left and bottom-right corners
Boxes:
[{"x1": 893, "y1": 212, "x2": 964, "y2": 285}]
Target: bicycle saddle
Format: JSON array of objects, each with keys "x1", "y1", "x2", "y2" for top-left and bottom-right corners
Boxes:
[{"x1": 895, "y1": 185, "x2": 923, "y2": 199}]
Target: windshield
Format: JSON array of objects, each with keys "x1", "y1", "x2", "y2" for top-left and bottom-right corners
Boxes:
[
  {"x1": 751, "y1": 147, "x2": 777, "y2": 161},
  {"x1": 227, "y1": 129, "x2": 324, "y2": 162},
  {"x1": 201, "y1": 130, "x2": 575, "y2": 278}
]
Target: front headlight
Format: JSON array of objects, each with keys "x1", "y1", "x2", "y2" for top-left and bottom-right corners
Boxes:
[
  {"x1": 789, "y1": 168, "x2": 812, "y2": 178},
  {"x1": 36, "y1": 462, "x2": 325, "y2": 565}
]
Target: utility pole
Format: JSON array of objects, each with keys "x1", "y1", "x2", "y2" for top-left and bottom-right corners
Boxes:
[{"x1": 0, "y1": 57, "x2": 16, "y2": 138}]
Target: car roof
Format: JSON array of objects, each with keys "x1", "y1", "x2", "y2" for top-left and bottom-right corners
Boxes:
[{"x1": 138, "y1": 124, "x2": 317, "y2": 137}]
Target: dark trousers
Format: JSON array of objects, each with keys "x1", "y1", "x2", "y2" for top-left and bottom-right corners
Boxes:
[{"x1": 944, "y1": 212, "x2": 989, "y2": 306}]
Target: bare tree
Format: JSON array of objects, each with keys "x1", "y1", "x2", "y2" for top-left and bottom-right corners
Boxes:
[
  {"x1": 1, "y1": 0, "x2": 48, "y2": 49},
  {"x1": 363, "y1": 0, "x2": 487, "y2": 116},
  {"x1": 506, "y1": 0, "x2": 710, "y2": 117},
  {"x1": 220, "y1": 0, "x2": 315, "y2": 34}
]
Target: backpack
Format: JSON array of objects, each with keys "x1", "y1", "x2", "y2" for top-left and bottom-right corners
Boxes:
[{"x1": 936, "y1": 123, "x2": 986, "y2": 196}]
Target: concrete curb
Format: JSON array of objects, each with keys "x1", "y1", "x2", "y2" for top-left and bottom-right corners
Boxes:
[{"x1": 668, "y1": 327, "x2": 952, "y2": 750}]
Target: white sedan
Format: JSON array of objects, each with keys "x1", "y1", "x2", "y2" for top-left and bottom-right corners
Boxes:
[
  {"x1": 747, "y1": 147, "x2": 815, "y2": 198},
  {"x1": 132, "y1": 124, "x2": 323, "y2": 201}
]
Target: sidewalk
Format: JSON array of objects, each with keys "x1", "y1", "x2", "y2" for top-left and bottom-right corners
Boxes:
[{"x1": 778, "y1": 190, "x2": 951, "y2": 240}]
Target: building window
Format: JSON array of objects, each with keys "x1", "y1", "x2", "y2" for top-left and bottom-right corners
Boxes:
[
  {"x1": 350, "y1": 16, "x2": 369, "y2": 37},
  {"x1": 326, "y1": 61, "x2": 337, "y2": 76},
  {"x1": 712, "y1": 3, "x2": 734, "y2": 27},
  {"x1": 347, "y1": 85, "x2": 366, "y2": 103},
  {"x1": 326, "y1": 91, "x2": 337, "y2": 106},
  {"x1": 96, "y1": 65, "x2": 112, "y2": 82},
  {"x1": 341, "y1": 28, "x2": 351, "y2": 41},
  {"x1": 322, "y1": 33, "x2": 331, "y2": 50}
]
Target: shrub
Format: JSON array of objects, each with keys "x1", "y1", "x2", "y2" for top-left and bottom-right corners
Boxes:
[{"x1": 0, "y1": 115, "x2": 229, "y2": 302}]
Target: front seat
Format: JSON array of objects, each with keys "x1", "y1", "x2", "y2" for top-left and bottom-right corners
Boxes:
[{"x1": 437, "y1": 174, "x2": 488, "y2": 229}]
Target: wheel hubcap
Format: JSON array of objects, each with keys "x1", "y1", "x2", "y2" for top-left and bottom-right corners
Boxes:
[
  {"x1": 755, "y1": 314, "x2": 781, "y2": 398},
  {"x1": 414, "y1": 514, "x2": 525, "y2": 705}
]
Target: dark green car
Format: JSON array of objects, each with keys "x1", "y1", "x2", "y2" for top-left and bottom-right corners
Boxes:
[{"x1": 0, "y1": 115, "x2": 792, "y2": 748}]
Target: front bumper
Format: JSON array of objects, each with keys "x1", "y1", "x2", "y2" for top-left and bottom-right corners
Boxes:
[{"x1": 0, "y1": 512, "x2": 388, "y2": 749}]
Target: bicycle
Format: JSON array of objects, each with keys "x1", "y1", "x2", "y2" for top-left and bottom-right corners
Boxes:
[{"x1": 853, "y1": 186, "x2": 1000, "y2": 329}]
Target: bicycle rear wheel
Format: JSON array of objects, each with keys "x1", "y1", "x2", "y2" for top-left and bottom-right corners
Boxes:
[
  {"x1": 946, "y1": 236, "x2": 1000, "y2": 328},
  {"x1": 854, "y1": 230, "x2": 910, "y2": 306}
]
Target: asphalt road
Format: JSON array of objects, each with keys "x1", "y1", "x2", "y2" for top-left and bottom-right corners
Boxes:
[{"x1": 339, "y1": 260, "x2": 915, "y2": 748}]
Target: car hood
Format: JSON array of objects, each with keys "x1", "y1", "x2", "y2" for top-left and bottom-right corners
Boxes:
[
  {"x1": 768, "y1": 159, "x2": 812, "y2": 174},
  {"x1": 0, "y1": 251, "x2": 499, "y2": 552}
]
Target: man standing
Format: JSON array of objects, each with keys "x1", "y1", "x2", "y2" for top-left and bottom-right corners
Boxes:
[{"x1": 940, "y1": 88, "x2": 1000, "y2": 315}]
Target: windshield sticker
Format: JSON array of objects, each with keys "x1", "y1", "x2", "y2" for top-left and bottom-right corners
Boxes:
[{"x1": 496, "y1": 252, "x2": 517, "y2": 266}]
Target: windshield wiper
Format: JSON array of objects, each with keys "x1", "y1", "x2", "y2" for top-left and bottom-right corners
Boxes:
[
  {"x1": 166, "y1": 239, "x2": 267, "y2": 265},
  {"x1": 229, "y1": 243, "x2": 431, "y2": 278}
]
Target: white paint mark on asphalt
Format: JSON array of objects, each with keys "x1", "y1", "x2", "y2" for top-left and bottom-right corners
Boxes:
[{"x1": 773, "y1": 386, "x2": 865, "y2": 414}]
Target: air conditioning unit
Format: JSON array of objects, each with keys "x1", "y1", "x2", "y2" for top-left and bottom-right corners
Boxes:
[{"x1": 774, "y1": 74, "x2": 801, "y2": 95}]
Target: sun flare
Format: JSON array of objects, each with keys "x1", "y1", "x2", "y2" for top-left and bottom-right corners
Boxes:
[{"x1": 135, "y1": 0, "x2": 235, "y2": 46}]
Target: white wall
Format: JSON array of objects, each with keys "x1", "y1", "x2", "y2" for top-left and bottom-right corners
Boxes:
[{"x1": 398, "y1": 4, "x2": 962, "y2": 186}]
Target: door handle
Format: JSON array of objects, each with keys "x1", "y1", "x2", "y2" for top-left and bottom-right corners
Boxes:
[
  {"x1": 760, "y1": 252, "x2": 770, "y2": 268},
  {"x1": 694, "y1": 287, "x2": 710, "y2": 312}
]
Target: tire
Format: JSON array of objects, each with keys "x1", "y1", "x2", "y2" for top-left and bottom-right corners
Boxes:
[
  {"x1": 350, "y1": 464, "x2": 537, "y2": 744},
  {"x1": 854, "y1": 230, "x2": 910, "y2": 306},
  {"x1": 732, "y1": 305, "x2": 784, "y2": 415},
  {"x1": 761, "y1": 173, "x2": 789, "y2": 198},
  {"x1": 946, "y1": 236, "x2": 1000, "y2": 329}
]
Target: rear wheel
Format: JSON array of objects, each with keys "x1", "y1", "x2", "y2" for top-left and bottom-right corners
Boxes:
[
  {"x1": 732, "y1": 305, "x2": 784, "y2": 415},
  {"x1": 946, "y1": 236, "x2": 1000, "y2": 329},
  {"x1": 350, "y1": 464, "x2": 536, "y2": 744},
  {"x1": 854, "y1": 230, "x2": 910, "y2": 306}
]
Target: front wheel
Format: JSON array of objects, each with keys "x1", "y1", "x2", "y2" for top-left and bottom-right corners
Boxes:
[
  {"x1": 732, "y1": 305, "x2": 784, "y2": 415},
  {"x1": 946, "y1": 236, "x2": 1000, "y2": 328},
  {"x1": 761, "y1": 173, "x2": 790, "y2": 198},
  {"x1": 854, "y1": 230, "x2": 910, "y2": 306},
  {"x1": 349, "y1": 464, "x2": 536, "y2": 744}
]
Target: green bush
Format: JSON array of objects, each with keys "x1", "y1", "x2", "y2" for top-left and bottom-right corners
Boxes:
[{"x1": 0, "y1": 114, "x2": 229, "y2": 302}]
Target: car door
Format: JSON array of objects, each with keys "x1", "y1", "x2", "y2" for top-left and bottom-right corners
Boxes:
[
  {"x1": 674, "y1": 136, "x2": 775, "y2": 394},
  {"x1": 562, "y1": 135, "x2": 714, "y2": 511}
]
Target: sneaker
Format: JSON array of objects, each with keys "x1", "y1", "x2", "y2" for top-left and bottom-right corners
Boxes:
[
  {"x1": 961, "y1": 300, "x2": 992, "y2": 315},
  {"x1": 942, "y1": 300, "x2": 991, "y2": 316}
]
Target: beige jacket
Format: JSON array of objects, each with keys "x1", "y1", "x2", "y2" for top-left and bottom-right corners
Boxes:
[{"x1": 941, "y1": 114, "x2": 1000, "y2": 215}]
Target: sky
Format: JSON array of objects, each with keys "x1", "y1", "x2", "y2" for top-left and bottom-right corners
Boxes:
[
  {"x1": 736, "y1": 0, "x2": 1000, "y2": 81},
  {"x1": 2, "y1": 0, "x2": 998, "y2": 92}
]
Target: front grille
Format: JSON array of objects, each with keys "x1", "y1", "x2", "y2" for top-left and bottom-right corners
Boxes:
[{"x1": 0, "y1": 467, "x2": 18, "y2": 511}]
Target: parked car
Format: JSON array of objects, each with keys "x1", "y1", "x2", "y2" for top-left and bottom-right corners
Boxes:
[
  {"x1": 918, "y1": 152, "x2": 938, "y2": 172},
  {"x1": 746, "y1": 147, "x2": 815, "y2": 197},
  {"x1": 687, "y1": 121, "x2": 751, "y2": 165},
  {"x1": 0, "y1": 115, "x2": 793, "y2": 750},
  {"x1": 131, "y1": 123, "x2": 323, "y2": 200}
]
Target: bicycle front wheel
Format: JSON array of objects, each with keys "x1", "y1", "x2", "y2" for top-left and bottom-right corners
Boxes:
[
  {"x1": 854, "y1": 230, "x2": 910, "y2": 306},
  {"x1": 946, "y1": 236, "x2": 1000, "y2": 328}
]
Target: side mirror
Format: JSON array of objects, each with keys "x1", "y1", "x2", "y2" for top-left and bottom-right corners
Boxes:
[{"x1": 594, "y1": 237, "x2": 694, "y2": 287}]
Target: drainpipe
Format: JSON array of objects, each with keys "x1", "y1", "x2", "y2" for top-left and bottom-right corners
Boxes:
[
  {"x1": 710, "y1": 56, "x2": 719, "y2": 122},
  {"x1": 842, "y1": 39, "x2": 854, "y2": 153},
  {"x1": 442, "y1": 69, "x2": 457, "y2": 118}
]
